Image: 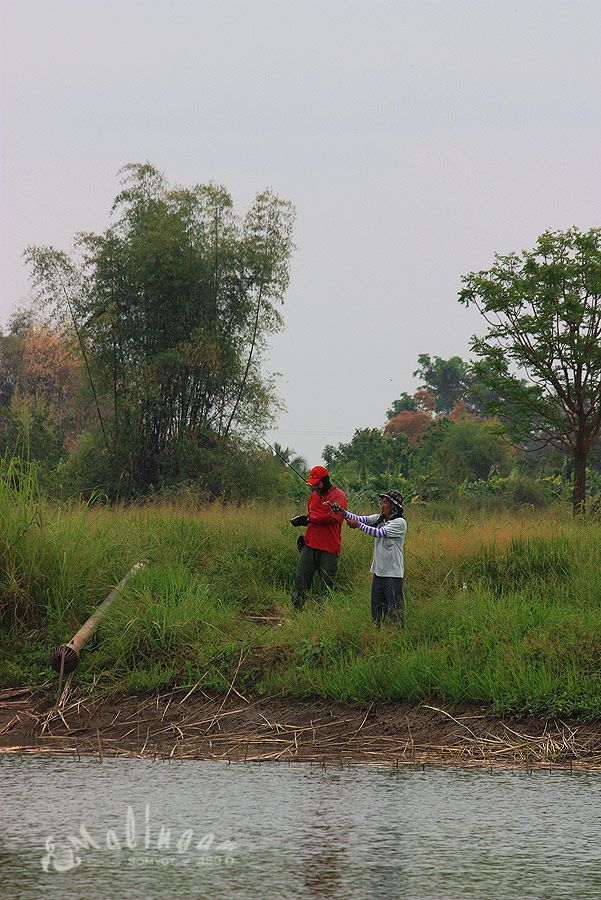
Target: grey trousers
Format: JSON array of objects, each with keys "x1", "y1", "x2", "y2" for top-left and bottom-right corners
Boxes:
[{"x1": 292, "y1": 544, "x2": 339, "y2": 609}]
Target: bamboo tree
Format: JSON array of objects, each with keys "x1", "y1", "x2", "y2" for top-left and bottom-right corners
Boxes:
[{"x1": 24, "y1": 164, "x2": 295, "y2": 496}]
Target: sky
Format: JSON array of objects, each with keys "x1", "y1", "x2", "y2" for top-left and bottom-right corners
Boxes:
[{"x1": 1, "y1": 0, "x2": 601, "y2": 465}]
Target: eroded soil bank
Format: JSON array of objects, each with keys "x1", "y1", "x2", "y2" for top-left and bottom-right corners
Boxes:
[{"x1": 2, "y1": 686, "x2": 601, "y2": 771}]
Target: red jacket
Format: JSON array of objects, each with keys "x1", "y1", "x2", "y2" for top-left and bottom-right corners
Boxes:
[{"x1": 304, "y1": 485, "x2": 347, "y2": 556}]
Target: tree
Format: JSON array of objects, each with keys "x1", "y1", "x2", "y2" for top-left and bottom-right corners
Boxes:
[
  {"x1": 413, "y1": 354, "x2": 473, "y2": 414},
  {"x1": 271, "y1": 442, "x2": 307, "y2": 472},
  {"x1": 24, "y1": 163, "x2": 295, "y2": 496},
  {"x1": 408, "y1": 416, "x2": 512, "y2": 497},
  {"x1": 386, "y1": 391, "x2": 417, "y2": 420},
  {"x1": 323, "y1": 427, "x2": 408, "y2": 491},
  {"x1": 0, "y1": 341, "x2": 14, "y2": 408},
  {"x1": 383, "y1": 409, "x2": 431, "y2": 446},
  {"x1": 0, "y1": 389, "x2": 66, "y2": 469},
  {"x1": 383, "y1": 390, "x2": 436, "y2": 445},
  {"x1": 0, "y1": 317, "x2": 85, "y2": 461},
  {"x1": 459, "y1": 227, "x2": 601, "y2": 514}
]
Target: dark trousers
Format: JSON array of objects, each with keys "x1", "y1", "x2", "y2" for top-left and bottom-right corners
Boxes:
[
  {"x1": 292, "y1": 545, "x2": 339, "y2": 609},
  {"x1": 371, "y1": 575, "x2": 404, "y2": 626}
]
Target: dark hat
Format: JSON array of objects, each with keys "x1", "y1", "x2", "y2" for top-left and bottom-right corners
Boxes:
[{"x1": 379, "y1": 489, "x2": 404, "y2": 510}]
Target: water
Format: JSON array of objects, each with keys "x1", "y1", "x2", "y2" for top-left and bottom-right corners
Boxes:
[{"x1": 1, "y1": 756, "x2": 600, "y2": 899}]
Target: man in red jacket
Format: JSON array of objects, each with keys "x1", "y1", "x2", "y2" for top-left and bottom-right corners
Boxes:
[{"x1": 290, "y1": 465, "x2": 347, "y2": 610}]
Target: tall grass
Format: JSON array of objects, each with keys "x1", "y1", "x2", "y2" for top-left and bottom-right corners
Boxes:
[{"x1": 2, "y1": 481, "x2": 601, "y2": 719}]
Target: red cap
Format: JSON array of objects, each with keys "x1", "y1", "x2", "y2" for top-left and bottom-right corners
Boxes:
[{"x1": 307, "y1": 465, "x2": 329, "y2": 486}]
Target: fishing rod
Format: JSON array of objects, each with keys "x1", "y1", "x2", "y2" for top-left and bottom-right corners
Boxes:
[
  {"x1": 252, "y1": 430, "x2": 347, "y2": 518},
  {"x1": 255, "y1": 433, "x2": 309, "y2": 485},
  {"x1": 256, "y1": 434, "x2": 343, "y2": 521}
]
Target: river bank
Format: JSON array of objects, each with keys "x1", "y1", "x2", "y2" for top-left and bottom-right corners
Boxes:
[
  {"x1": 4, "y1": 500, "x2": 601, "y2": 730},
  {"x1": 2, "y1": 685, "x2": 601, "y2": 771}
]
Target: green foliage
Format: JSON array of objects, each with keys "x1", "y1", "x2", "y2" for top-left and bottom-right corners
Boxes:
[
  {"x1": 407, "y1": 417, "x2": 512, "y2": 502},
  {"x1": 459, "y1": 226, "x2": 601, "y2": 514},
  {"x1": 386, "y1": 391, "x2": 417, "y2": 420},
  {"x1": 459, "y1": 472, "x2": 561, "y2": 509},
  {"x1": 0, "y1": 392, "x2": 66, "y2": 473},
  {"x1": 323, "y1": 427, "x2": 408, "y2": 493},
  {"x1": 3, "y1": 497, "x2": 601, "y2": 719},
  {"x1": 467, "y1": 536, "x2": 572, "y2": 589},
  {"x1": 0, "y1": 456, "x2": 138, "y2": 631},
  {"x1": 0, "y1": 453, "x2": 43, "y2": 626},
  {"x1": 24, "y1": 163, "x2": 295, "y2": 499},
  {"x1": 54, "y1": 427, "x2": 289, "y2": 503},
  {"x1": 413, "y1": 353, "x2": 473, "y2": 414}
]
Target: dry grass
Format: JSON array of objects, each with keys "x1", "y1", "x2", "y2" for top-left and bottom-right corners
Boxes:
[{"x1": 3, "y1": 685, "x2": 601, "y2": 772}]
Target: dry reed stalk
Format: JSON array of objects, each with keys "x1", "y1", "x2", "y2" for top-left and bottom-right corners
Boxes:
[
  {"x1": 0, "y1": 687, "x2": 36, "y2": 701},
  {"x1": 160, "y1": 698, "x2": 172, "y2": 721},
  {"x1": 422, "y1": 704, "x2": 481, "y2": 740},
  {"x1": 178, "y1": 679, "x2": 206, "y2": 704},
  {"x1": 348, "y1": 702, "x2": 374, "y2": 742},
  {"x1": 0, "y1": 716, "x2": 19, "y2": 735}
]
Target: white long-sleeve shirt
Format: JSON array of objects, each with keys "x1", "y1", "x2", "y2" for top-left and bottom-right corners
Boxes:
[{"x1": 343, "y1": 510, "x2": 407, "y2": 578}]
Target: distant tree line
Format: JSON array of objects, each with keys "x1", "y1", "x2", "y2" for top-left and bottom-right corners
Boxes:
[{"x1": 1, "y1": 178, "x2": 600, "y2": 515}]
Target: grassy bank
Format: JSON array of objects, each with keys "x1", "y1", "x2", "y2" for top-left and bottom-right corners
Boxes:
[{"x1": 2, "y1": 463, "x2": 601, "y2": 720}]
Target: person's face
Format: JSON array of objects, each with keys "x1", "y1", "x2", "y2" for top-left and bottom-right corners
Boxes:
[
  {"x1": 381, "y1": 497, "x2": 392, "y2": 518},
  {"x1": 314, "y1": 480, "x2": 323, "y2": 491}
]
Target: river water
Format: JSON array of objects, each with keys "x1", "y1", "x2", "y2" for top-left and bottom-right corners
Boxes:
[{"x1": 1, "y1": 756, "x2": 600, "y2": 900}]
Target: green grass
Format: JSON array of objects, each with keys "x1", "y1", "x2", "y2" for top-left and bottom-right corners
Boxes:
[{"x1": 2, "y1": 462, "x2": 601, "y2": 720}]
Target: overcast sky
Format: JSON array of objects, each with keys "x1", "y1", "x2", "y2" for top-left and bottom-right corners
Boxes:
[{"x1": 2, "y1": 0, "x2": 600, "y2": 464}]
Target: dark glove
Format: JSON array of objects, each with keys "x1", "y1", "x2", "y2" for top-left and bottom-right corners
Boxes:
[
  {"x1": 290, "y1": 515, "x2": 309, "y2": 527},
  {"x1": 297, "y1": 535, "x2": 305, "y2": 552}
]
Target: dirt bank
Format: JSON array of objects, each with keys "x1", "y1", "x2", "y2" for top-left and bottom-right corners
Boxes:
[{"x1": 2, "y1": 685, "x2": 601, "y2": 771}]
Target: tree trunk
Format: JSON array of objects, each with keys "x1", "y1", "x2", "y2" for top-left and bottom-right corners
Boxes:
[{"x1": 572, "y1": 446, "x2": 588, "y2": 517}]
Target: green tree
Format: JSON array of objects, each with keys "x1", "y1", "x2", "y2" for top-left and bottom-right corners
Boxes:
[
  {"x1": 271, "y1": 442, "x2": 307, "y2": 472},
  {"x1": 0, "y1": 389, "x2": 65, "y2": 471},
  {"x1": 413, "y1": 354, "x2": 473, "y2": 414},
  {"x1": 459, "y1": 226, "x2": 601, "y2": 515},
  {"x1": 323, "y1": 427, "x2": 408, "y2": 491},
  {"x1": 24, "y1": 163, "x2": 295, "y2": 497},
  {"x1": 386, "y1": 391, "x2": 417, "y2": 420},
  {"x1": 409, "y1": 416, "x2": 512, "y2": 498}
]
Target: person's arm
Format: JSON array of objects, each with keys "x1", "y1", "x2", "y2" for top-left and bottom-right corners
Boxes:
[
  {"x1": 341, "y1": 509, "x2": 371, "y2": 524},
  {"x1": 357, "y1": 517, "x2": 406, "y2": 538},
  {"x1": 356, "y1": 521, "x2": 388, "y2": 537},
  {"x1": 306, "y1": 505, "x2": 337, "y2": 524},
  {"x1": 329, "y1": 503, "x2": 369, "y2": 523}
]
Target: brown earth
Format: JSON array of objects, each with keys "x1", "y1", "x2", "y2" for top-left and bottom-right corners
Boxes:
[{"x1": 2, "y1": 685, "x2": 601, "y2": 771}]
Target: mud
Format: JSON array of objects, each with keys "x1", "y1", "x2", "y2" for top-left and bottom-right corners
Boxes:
[{"x1": 2, "y1": 686, "x2": 601, "y2": 770}]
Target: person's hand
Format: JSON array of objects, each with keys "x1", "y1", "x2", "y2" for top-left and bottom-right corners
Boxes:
[
  {"x1": 290, "y1": 515, "x2": 309, "y2": 527},
  {"x1": 345, "y1": 518, "x2": 358, "y2": 529}
]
